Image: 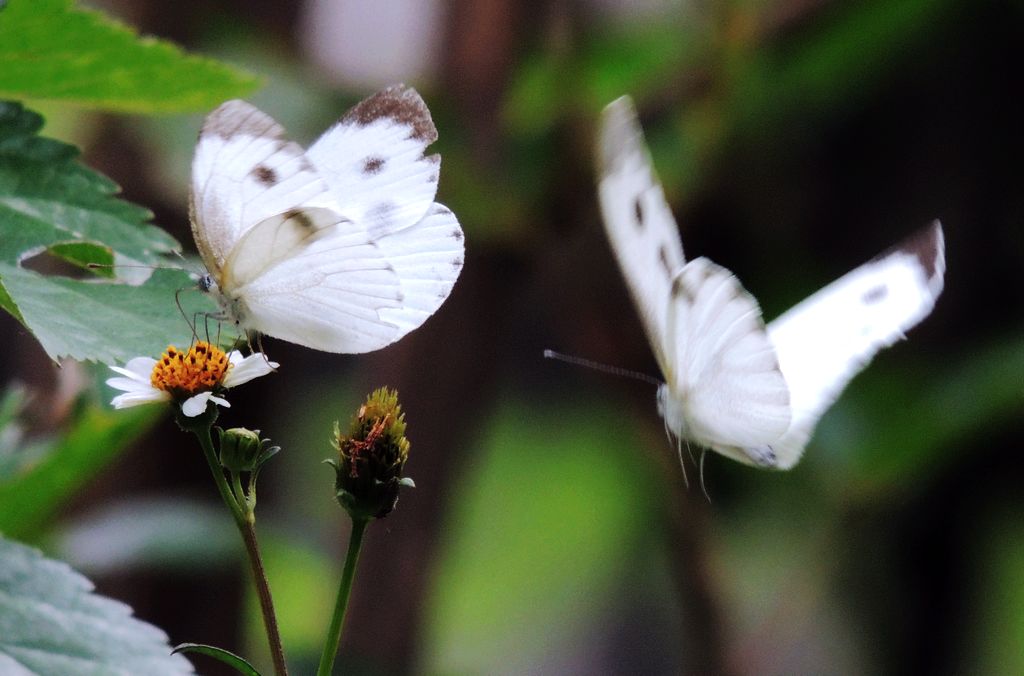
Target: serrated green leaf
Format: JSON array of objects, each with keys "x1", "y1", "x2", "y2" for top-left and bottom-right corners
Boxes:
[
  {"x1": 0, "y1": 0, "x2": 259, "y2": 113},
  {"x1": 0, "y1": 536, "x2": 195, "y2": 674},
  {"x1": 0, "y1": 101, "x2": 219, "y2": 363},
  {"x1": 172, "y1": 644, "x2": 260, "y2": 676},
  {"x1": 0, "y1": 401, "x2": 158, "y2": 538},
  {"x1": 0, "y1": 101, "x2": 176, "y2": 266},
  {"x1": 0, "y1": 264, "x2": 217, "y2": 363}
]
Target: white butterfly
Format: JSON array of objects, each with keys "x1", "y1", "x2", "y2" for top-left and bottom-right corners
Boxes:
[
  {"x1": 190, "y1": 85, "x2": 464, "y2": 353},
  {"x1": 596, "y1": 96, "x2": 945, "y2": 469}
]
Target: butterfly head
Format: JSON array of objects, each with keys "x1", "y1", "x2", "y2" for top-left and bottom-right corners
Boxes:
[{"x1": 197, "y1": 272, "x2": 217, "y2": 294}]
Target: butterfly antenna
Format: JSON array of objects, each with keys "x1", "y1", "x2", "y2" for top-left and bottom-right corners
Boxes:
[{"x1": 543, "y1": 350, "x2": 661, "y2": 386}]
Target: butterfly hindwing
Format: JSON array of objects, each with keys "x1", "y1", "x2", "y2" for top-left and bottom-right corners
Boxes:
[
  {"x1": 373, "y1": 203, "x2": 464, "y2": 338},
  {"x1": 222, "y1": 207, "x2": 403, "y2": 353},
  {"x1": 667, "y1": 258, "x2": 791, "y2": 463},
  {"x1": 597, "y1": 96, "x2": 686, "y2": 381},
  {"x1": 766, "y1": 221, "x2": 946, "y2": 467}
]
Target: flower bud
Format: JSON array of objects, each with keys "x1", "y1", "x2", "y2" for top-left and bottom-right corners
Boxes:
[
  {"x1": 218, "y1": 427, "x2": 278, "y2": 473},
  {"x1": 328, "y1": 388, "x2": 413, "y2": 520}
]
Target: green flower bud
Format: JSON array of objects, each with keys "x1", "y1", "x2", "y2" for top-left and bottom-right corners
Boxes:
[
  {"x1": 328, "y1": 388, "x2": 413, "y2": 520},
  {"x1": 219, "y1": 427, "x2": 275, "y2": 473}
]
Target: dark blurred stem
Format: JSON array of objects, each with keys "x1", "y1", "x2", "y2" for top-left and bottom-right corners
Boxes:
[
  {"x1": 317, "y1": 517, "x2": 369, "y2": 676},
  {"x1": 195, "y1": 425, "x2": 289, "y2": 676}
]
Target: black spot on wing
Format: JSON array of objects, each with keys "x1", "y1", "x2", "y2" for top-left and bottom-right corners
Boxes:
[
  {"x1": 362, "y1": 155, "x2": 386, "y2": 175},
  {"x1": 452, "y1": 256, "x2": 464, "y2": 269},
  {"x1": 634, "y1": 197, "x2": 644, "y2": 229},
  {"x1": 253, "y1": 165, "x2": 277, "y2": 186},
  {"x1": 670, "y1": 273, "x2": 693, "y2": 302},
  {"x1": 451, "y1": 229, "x2": 463, "y2": 241},
  {"x1": 659, "y1": 244, "x2": 674, "y2": 279},
  {"x1": 862, "y1": 284, "x2": 888, "y2": 304},
  {"x1": 342, "y1": 85, "x2": 438, "y2": 143}
]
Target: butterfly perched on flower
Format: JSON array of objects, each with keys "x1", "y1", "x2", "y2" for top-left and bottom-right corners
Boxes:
[
  {"x1": 190, "y1": 85, "x2": 464, "y2": 353},
  {"x1": 596, "y1": 96, "x2": 945, "y2": 469}
]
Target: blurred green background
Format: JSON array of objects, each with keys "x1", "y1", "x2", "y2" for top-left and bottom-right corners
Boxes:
[{"x1": 1, "y1": 0, "x2": 1022, "y2": 673}]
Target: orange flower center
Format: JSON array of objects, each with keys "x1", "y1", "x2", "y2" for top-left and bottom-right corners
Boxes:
[{"x1": 150, "y1": 342, "x2": 231, "y2": 396}]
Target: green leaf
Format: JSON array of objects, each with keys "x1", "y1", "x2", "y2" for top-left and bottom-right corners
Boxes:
[
  {"x1": 0, "y1": 101, "x2": 218, "y2": 363},
  {"x1": 0, "y1": 264, "x2": 216, "y2": 364},
  {"x1": 0, "y1": 101, "x2": 176, "y2": 266},
  {"x1": 0, "y1": 0, "x2": 259, "y2": 113},
  {"x1": 0, "y1": 536, "x2": 195, "y2": 674},
  {"x1": 172, "y1": 644, "x2": 260, "y2": 676},
  {"x1": 0, "y1": 402, "x2": 158, "y2": 539}
]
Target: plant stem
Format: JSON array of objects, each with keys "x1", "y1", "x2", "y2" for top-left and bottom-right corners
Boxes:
[
  {"x1": 240, "y1": 518, "x2": 289, "y2": 676},
  {"x1": 194, "y1": 426, "x2": 289, "y2": 676},
  {"x1": 316, "y1": 517, "x2": 369, "y2": 676},
  {"x1": 196, "y1": 426, "x2": 245, "y2": 525}
]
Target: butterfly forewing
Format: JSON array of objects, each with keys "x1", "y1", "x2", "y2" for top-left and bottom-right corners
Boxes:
[
  {"x1": 191, "y1": 100, "x2": 338, "y2": 277},
  {"x1": 668, "y1": 258, "x2": 791, "y2": 456},
  {"x1": 765, "y1": 221, "x2": 946, "y2": 467},
  {"x1": 307, "y1": 85, "x2": 440, "y2": 240},
  {"x1": 597, "y1": 96, "x2": 686, "y2": 381}
]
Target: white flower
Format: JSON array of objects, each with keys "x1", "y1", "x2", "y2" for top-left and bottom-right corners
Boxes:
[{"x1": 106, "y1": 343, "x2": 278, "y2": 417}]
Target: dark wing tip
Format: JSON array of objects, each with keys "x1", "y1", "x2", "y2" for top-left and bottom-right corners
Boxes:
[
  {"x1": 202, "y1": 99, "x2": 283, "y2": 141},
  {"x1": 895, "y1": 220, "x2": 945, "y2": 293},
  {"x1": 342, "y1": 84, "x2": 437, "y2": 144}
]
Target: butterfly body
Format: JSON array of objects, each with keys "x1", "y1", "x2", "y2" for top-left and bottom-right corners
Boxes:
[
  {"x1": 190, "y1": 86, "x2": 463, "y2": 354},
  {"x1": 597, "y1": 96, "x2": 945, "y2": 469}
]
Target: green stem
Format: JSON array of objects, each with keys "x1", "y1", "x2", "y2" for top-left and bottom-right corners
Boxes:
[
  {"x1": 193, "y1": 426, "x2": 289, "y2": 676},
  {"x1": 240, "y1": 518, "x2": 289, "y2": 676},
  {"x1": 195, "y1": 425, "x2": 245, "y2": 525},
  {"x1": 316, "y1": 518, "x2": 369, "y2": 676}
]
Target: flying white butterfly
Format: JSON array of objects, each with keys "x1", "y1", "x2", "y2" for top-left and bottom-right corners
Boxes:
[
  {"x1": 190, "y1": 85, "x2": 464, "y2": 353},
  {"x1": 596, "y1": 96, "x2": 945, "y2": 470}
]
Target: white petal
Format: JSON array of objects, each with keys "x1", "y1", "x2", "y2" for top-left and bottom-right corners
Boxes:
[
  {"x1": 181, "y1": 392, "x2": 213, "y2": 417},
  {"x1": 111, "y1": 389, "x2": 170, "y2": 409},
  {"x1": 123, "y1": 357, "x2": 158, "y2": 378},
  {"x1": 105, "y1": 376, "x2": 151, "y2": 393},
  {"x1": 108, "y1": 357, "x2": 156, "y2": 384},
  {"x1": 181, "y1": 392, "x2": 233, "y2": 417},
  {"x1": 223, "y1": 353, "x2": 278, "y2": 388}
]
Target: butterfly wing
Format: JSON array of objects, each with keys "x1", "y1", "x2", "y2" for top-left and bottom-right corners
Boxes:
[
  {"x1": 306, "y1": 85, "x2": 464, "y2": 341},
  {"x1": 597, "y1": 96, "x2": 686, "y2": 381},
  {"x1": 220, "y1": 207, "x2": 405, "y2": 353},
  {"x1": 666, "y1": 258, "x2": 792, "y2": 466},
  {"x1": 306, "y1": 85, "x2": 440, "y2": 240},
  {"x1": 766, "y1": 221, "x2": 946, "y2": 468},
  {"x1": 191, "y1": 100, "x2": 338, "y2": 278}
]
